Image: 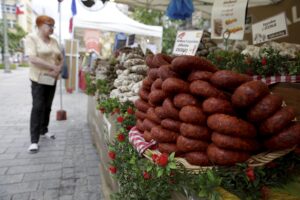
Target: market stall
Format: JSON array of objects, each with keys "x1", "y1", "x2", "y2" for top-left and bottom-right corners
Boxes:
[{"x1": 83, "y1": 0, "x2": 300, "y2": 199}]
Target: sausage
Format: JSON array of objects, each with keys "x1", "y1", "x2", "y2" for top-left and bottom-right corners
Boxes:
[
  {"x1": 154, "y1": 106, "x2": 169, "y2": 120},
  {"x1": 161, "y1": 118, "x2": 181, "y2": 132},
  {"x1": 184, "y1": 151, "x2": 211, "y2": 166},
  {"x1": 190, "y1": 80, "x2": 228, "y2": 99},
  {"x1": 142, "y1": 77, "x2": 154, "y2": 90},
  {"x1": 162, "y1": 77, "x2": 190, "y2": 94},
  {"x1": 179, "y1": 105, "x2": 206, "y2": 125},
  {"x1": 171, "y1": 55, "x2": 218, "y2": 73},
  {"x1": 162, "y1": 98, "x2": 180, "y2": 120},
  {"x1": 135, "y1": 110, "x2": 147, "y2": 120},
  {"x1": 143, "y1": 130, "x2": 153, "y2": 142},
  {"x1": 136, "y1": 119, "x2": 144, "y2": 132},
  {"x1": 143, "y1": 118, "x2": 159, "y2": 132},
  {"x1": 146, "y1": 107, "x2": 161, "y2": 124},
  {"x1": 247, "y1": 94, "x2": 283, "y2": 123},
  {"x1": 138, "y1": 88, "x2": 150, "y2": 101},
  {"x1": 134, "y1": 99, "x2": 151, "y2": 113},
  {"x1": 207, "y1": 144, "x2": 251, "y2": 166},
  {"x1": 187, "y1": 71, "x2": 213, "y2": 82},
  {"x1": 264, "y1": 123, "x2": 300, "y2": 150},
  {"x1": 232, "y1": 80, "x2": 269, "y2": 108},
  {"x1": 147, "y1": 68, "x2": 159, "y2": 81},
  {"x1": 145, "y1": 54, "x2": 156, "y2": 68},
  {"x1": 151, "y1": 78, "x2": 163, "y2": 91},
  {"x1": 180, "y1": 123, "x2": 211, "y2": 141},
  {"x1": 210, "y1": 70, "x2": 252, "y2": 90},
  {"x1": 158, "y1": 64, "x2": 179, "y2": 81},
  {"x1": 148, "y1": 89, "x2": 167, "y2": 106},
  {"x1": 211, "y1": 132, "x2": 260, "y2": 152},
  {"x1": 151, "y1": 126, "x2": 178, "y2": 143},
  {"x1": 173, "y1": 93, "x2": 199, "y2": 109},
  {"x1": 158, "y1": 143, "x2": 182, "y2": 155},
  {"x1": 259, "y1": 107, "x2": 296, "y2": 136},
  {"x1": 202, "y1": 97, "x2": 234, "y2": 115},
  {"x1": 152, "y1": 53, "x2": 170, "y2": 67},
  {"x1": 176, "y1": 135, "x2": 209, "y2": 152},
  {"x1": 207, "y1": 114, "x2": 257, "y2": 138}
]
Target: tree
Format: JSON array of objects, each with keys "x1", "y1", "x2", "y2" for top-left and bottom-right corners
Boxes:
[
  {"x1": 0, "y1": 23, "x2": 27, "y2": 54},
  {"x1": 131, "y1": 7, "x2": 182, "y2": 54}
]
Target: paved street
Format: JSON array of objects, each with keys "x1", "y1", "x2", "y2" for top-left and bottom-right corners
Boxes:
[{"x1": 0, "y1": 68, "x2": 103, "y2": 200}]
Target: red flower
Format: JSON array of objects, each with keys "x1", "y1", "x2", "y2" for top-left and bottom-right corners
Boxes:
[
  {"x1": 99, "y1": 108, "x2": 105, "y2": 114},
  {"x1": 117, "y1": 133, "x2": 125, "y2": 142},
  {"x1": 143, "y1": 171, "x2": 151, "y2": 180},
  {"x1": 117, "y1": 116, "x2": 124, "y2": 123},
  {"x1": 127, "y1": 107, "x2": 134, "y2": 115},
  {"x1": 157, "y1": 153, "x2": 169, "y2": 167},
  {"x1": 109, "y1": 166, "x2": 117, "y2": 174},
  {"x1": 108, "y1": 151, "x2": 116, "y2": 160},
  {"x1": 246, "y1": 167, "x2": 255, "y2": 182},
  {"x1": 261, "y1": 57, "x2": 267, "y2": 65},
  {"x1": 151, "y1": 154, "x2": 158, "y2": 162},
  {"x1": 126, "y1": 125, "x2": 133, "y2": 131}
]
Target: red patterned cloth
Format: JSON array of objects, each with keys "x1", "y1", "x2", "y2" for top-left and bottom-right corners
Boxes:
[
  {"x1": 129, "y1": 126, "x2": 156, "y2": 155},
  {"x1": 251, "y1": 75, "x2": 300, "y2": 85}
]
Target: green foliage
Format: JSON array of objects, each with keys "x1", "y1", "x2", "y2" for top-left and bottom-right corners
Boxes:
[
  {"x1": 198, "y1": 170, "x2": 222, "y2": 200},
  {"x1": 207, "y1": 48, "x2": 300, "y2": 76},
  {"x1": 96, "y1": 79, "x2": 110, "y2": 95},
  {"x1": 132, "y1": 8, "x2": 163, "y2": 26},
  {"x1": 0, "y1": 64, "x2": 17, "y2": 70},
  {"x1": 131, "y1": 7, "x2": 183, "y2": 54},
  {"x1": 85, "y1": 73, "x2": 96, "y2": 95},
  {"x1": 0, "y1": 23, "x2": 27, "y2": 53}
]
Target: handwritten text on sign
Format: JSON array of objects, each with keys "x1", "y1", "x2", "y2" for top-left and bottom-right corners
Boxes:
[
  {"x1": 173, "y1": 30, "x2": 203, "y2": 56},
  {"x1": 252, "y1": 12, "x2": 288, "y2": 45}
]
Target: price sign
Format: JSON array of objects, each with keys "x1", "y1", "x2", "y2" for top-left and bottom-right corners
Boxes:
[
  {"x1": 172, "y1": 30, "x2": 203, "y2": 56},
  {"x1": 252, "y1": 12, "x2": 288, "y2": 45},
  {"x1": 211, "y1": 0, "x2": 248, "y2": 40}
]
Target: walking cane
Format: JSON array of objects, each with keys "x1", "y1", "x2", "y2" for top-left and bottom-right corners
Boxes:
[{"x1": 56, "y1": 0, "x2": 67, "y2": 120}]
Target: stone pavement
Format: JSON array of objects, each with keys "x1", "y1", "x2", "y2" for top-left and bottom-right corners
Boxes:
[{"x1": 0, "y1": 68, "x2": 103, "y2": 200}]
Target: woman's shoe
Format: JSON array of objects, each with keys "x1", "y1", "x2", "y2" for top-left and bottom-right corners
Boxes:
[
  {"x1": 28, "y1": 143, "x2": 39, "y2": 153},
  {"x1": 45, "y1": 132, "x2": 55, "y2": 139}
]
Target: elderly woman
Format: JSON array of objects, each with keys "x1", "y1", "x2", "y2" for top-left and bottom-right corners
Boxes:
[{"x1": 25, "y1": 15, "x2": 63, "y2": 153}]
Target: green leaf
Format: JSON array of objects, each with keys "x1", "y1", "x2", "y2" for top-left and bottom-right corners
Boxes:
[
  {"x1": 146, "y1": 165, "x2": 153, "y2": 172},
  {"x1": 168, "y1": 162, "x2": 177, "y2": 169},
  {"x1": 157, "y1": 169, "x2": 163, "y2": 178},
  {"x1": 198, "y1": 190, "x2": 208, "y2": 198},
  {"x1": 169, "y1": 152, "x2": 175, "y2": 160},
  {"x1": 207, "y1": 170, "x2": 216, "y2": 182}
]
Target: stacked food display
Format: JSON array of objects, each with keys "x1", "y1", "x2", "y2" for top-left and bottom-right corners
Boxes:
[{"x1": 134, "y1": 53, "x2": 300, "y2": 167}]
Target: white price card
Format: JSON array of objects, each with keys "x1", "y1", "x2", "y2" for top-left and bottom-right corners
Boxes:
[
  {"x1": 211, "y1": 0, "x2": 248, "y2": 40},
  {"x1": 252, "y1": 12, "x2": 288, "y2": 45},
  {"x1": 173, "y1": 30, "x2": 203, "y2": 56}
]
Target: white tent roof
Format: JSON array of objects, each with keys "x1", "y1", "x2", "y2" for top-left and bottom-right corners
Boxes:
[{"x1": 73, "y1": 2, "x2": 163, "y2": 38}]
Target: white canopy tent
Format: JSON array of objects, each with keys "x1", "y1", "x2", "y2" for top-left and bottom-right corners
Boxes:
[{"x1": 73, "y1": 1, "x2": 163, "y2": 53}]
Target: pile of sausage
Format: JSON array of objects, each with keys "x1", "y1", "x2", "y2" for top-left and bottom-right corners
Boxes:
[{"x1": 134, "y1": 53, "x2": 300, "y2": 166}]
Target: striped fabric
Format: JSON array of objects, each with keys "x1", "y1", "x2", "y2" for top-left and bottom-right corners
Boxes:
[
  {"x1": 251, "y1": 75, "x2": 300, "y2": 85},
  {"x1": 129, "y1": 126, "x2": 156, "y2": 155}
]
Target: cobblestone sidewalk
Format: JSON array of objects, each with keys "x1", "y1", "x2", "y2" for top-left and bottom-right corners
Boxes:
[{"x1": 0, "y1": 68, "x2": 103, "y2": 200}]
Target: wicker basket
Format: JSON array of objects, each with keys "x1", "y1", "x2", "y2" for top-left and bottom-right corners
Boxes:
[{"x1": 144, "y1": 146, "x2": 296, "y2": 172}]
